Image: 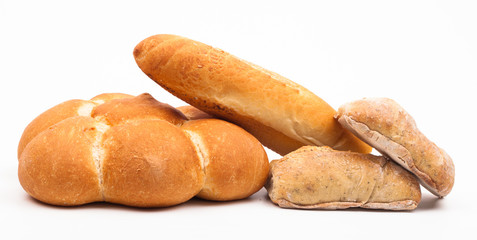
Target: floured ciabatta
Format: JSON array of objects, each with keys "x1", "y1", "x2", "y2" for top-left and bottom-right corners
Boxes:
[
  {"x1": 335, "y1": 98, "x2": 455, "y2": 197},
  {"x1": 266, "y1": 146, "x2": 421, "y2": 210}
]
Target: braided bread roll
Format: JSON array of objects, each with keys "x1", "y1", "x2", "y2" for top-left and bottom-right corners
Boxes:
[{"x1": 18, "y1": 93, "x2": 269, "y2": 207}]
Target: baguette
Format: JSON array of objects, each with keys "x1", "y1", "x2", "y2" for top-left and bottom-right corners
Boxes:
[
  {"x1": 133, "y1": 34, "x2": 371, "y2": 155},
  {"x1": 18, "y1": 93, "x2": 269, "y2": 207},
  {"x1": 266, "y1": 146, "x2": 421, "y2": 210},
  {"x1": 336, "y1": 98, "x2": 455, "y2": 197}
]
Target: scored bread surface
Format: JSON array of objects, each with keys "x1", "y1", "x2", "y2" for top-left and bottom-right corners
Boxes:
[
  {"x1": 133, "y1": 34, "x2": 371, "y2": 155},
  {"x1": 181, "y1": 119, "x2": 269, "y2": 201},
  {"x1": 18, "y1": 93, "x2": 269, "y2": 207}
]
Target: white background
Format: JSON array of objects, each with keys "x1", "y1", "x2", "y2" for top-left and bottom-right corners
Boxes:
[{"x1": 1, "y1": 0, "x2": 476, "y2": 239}]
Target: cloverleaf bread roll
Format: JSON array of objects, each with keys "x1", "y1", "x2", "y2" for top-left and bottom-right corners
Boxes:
[
  {"x1": 336, "y1": 98, "x2": 455, "y2": 197},
  {"x1": 266, "y1": 146, "x2": 421, "y2": 210},
  {"x1": 133, "y1": 34, "x2": 371, "y2": 156},
  {"x1": 18, "y1": 93, "x2": 269, "y2": 207}
]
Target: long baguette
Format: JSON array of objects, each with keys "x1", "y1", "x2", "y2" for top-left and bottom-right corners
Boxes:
[{"x1": 133, "y1": 34, "x2": 371, "y2": 155}]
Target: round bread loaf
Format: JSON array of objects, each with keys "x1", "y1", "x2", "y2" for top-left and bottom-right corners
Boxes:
[{"x1": 18, "y1": 93, "x2": 269, "y2": 207}]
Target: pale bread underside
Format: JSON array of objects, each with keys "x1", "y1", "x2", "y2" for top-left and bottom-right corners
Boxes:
[
  {"x1": 337, "y1": 115, "x2": 439, "y2": 197},
  {"x1": 275, "y1": 198, "x2": 418, "y2": 211}
]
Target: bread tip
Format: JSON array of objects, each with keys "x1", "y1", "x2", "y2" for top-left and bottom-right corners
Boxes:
[
  {"x1": 133, "y1": 40, "x2": 145, "y2": 60},
  {"x1": 133, "y1": 45, "x2": 141, "y2": 58}
]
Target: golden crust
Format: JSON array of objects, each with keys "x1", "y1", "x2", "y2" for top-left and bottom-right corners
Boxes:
[
  {"x1": 18, "y1": 117, "x2": 103, "y2": 206},
  {"x1": 17, "y1": 99, "x2": 97, "y2": 158},
  {"x1": 181, "y1": 119, "x2": 269, "y2": 201},
  {"x1": 92, "y1": 93, "x2": 187, "y2": 126},
  {"x1": 177, "y1": 105, "x2": 214, "y2": 120},
  {"x1": 102, "y1": 119, "x2": 204, "y2": 207},
  {"x1": 265, "y1": 146, "x2": 421, "y2": 210},
  {"x1": 18, "y1": 93, "x2": 269, "y2": 207},
  {"x1": 18, "y1": 93, "x2": 137, "y2": 159},
  {"x1": 133, "y1": 34, "x2": 371, "y2": 155},
  {"x1": 90, "y1": 93, "x2": 135, "y2": 104},
  {"x1": 336, "y1": 98, "x2": 455, "y2": 197}
]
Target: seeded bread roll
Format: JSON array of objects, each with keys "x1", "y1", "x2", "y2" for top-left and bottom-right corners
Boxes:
[
  {"x1": 133, "y1": 34, "x2": 371, "y2": 155},
  {"x1": 266, "y1": 146, "x2": 421, "y2": 210},
  {"x1": 335, "y1": 98, "x2": 455, "y2": 197},
  {"x1": 18, "y1": 93, "x2": 269, "y2": 207}
]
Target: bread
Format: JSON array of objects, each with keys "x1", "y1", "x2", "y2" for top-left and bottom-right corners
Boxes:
[
  {"x1": 18, "y1": 93, "x2": 269, "y2": 207},
  {"x1": 266, "y1": 146, "x2": 421, "y2": 210},
  {"x1": 177, "y1": 105, "x2": 214, "y2": 120},
  {"x1": 335, "y1": 98, "x2": 455, "y2": 197},
  {"x1": 133, "y1": 34, "x2": 371, "y2": 156}
]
